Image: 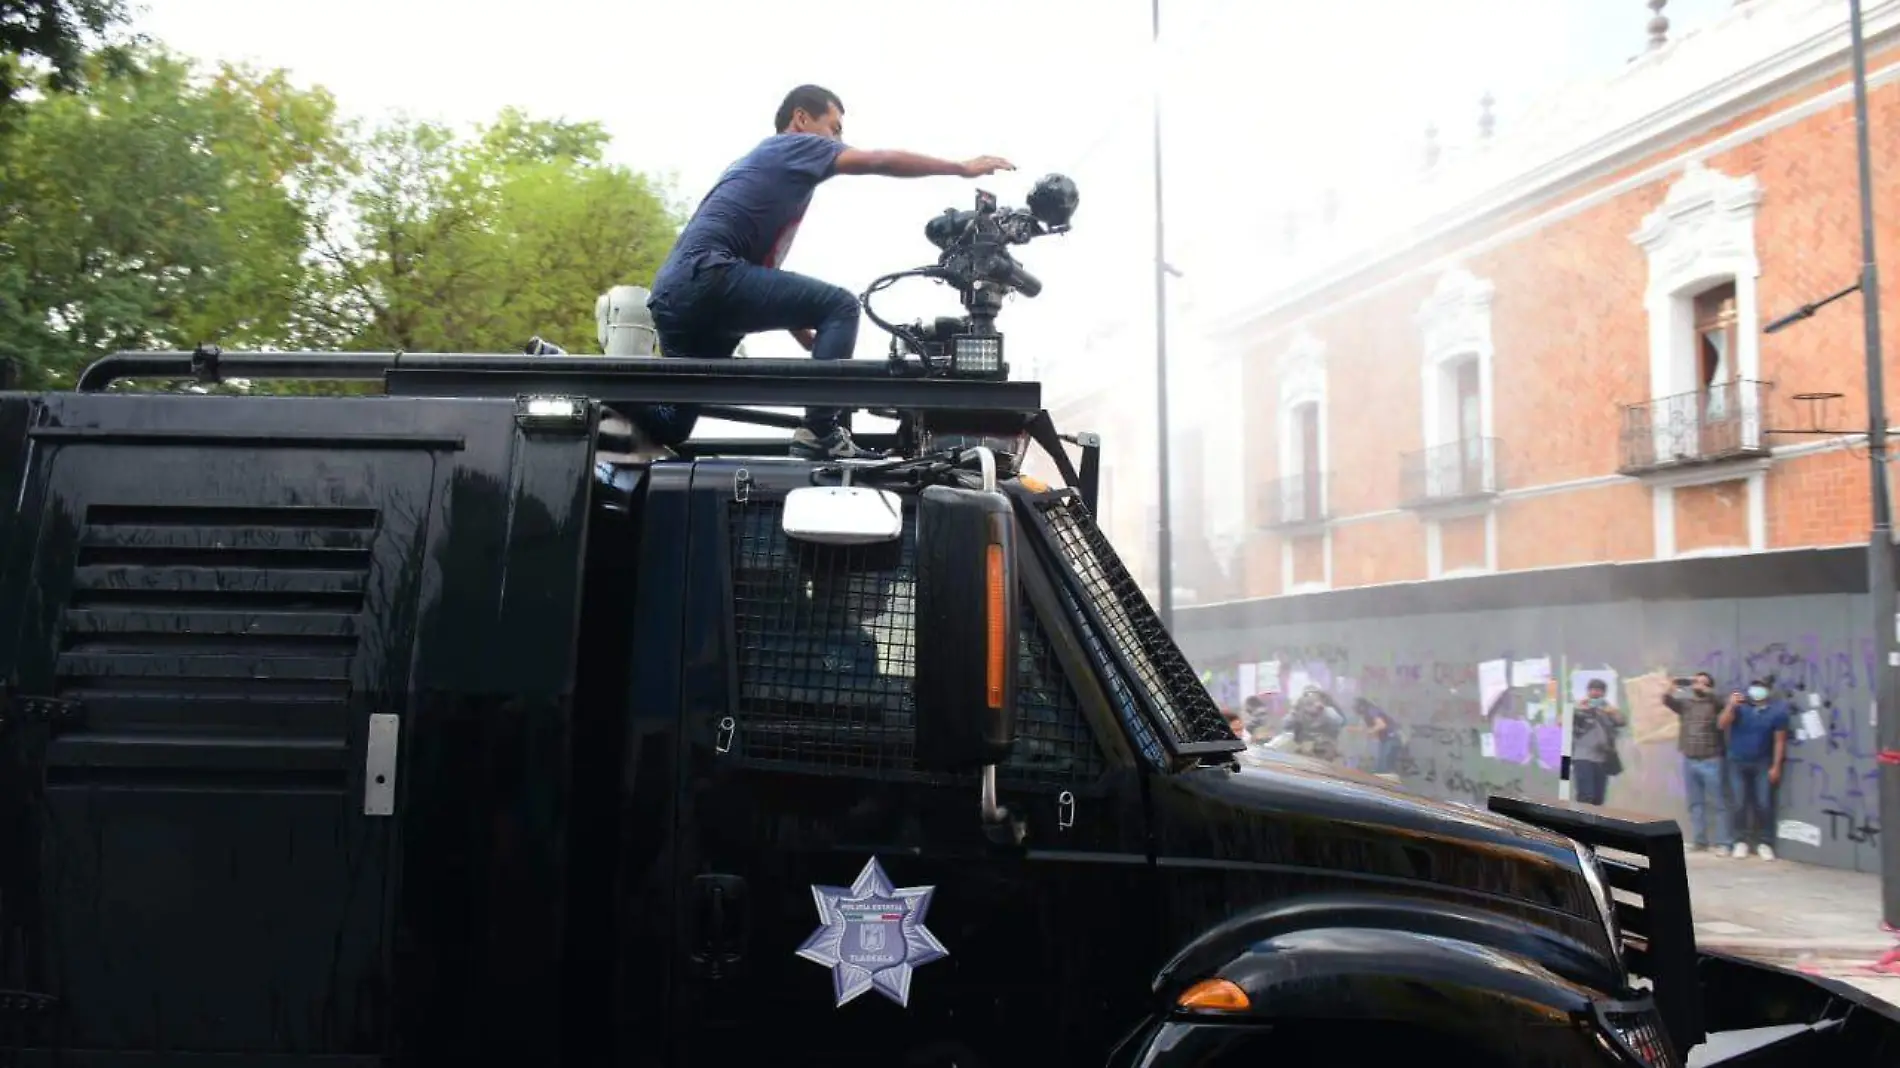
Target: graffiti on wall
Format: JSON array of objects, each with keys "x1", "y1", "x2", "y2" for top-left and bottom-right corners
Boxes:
[{"x1": 1184, "y1": 600, "x2": 1886, "y2": 874}]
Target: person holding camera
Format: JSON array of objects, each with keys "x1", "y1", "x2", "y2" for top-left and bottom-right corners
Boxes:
[
  {"x1": 1283, "y1": 686, "x2": 1346, "y2": 763},
  {"x1": 640, "y1": 84, "x2": 1014, "y2": 460},
  {"x1": 1719, "y1": 680, "x2": 1790, "y2": 860},
  {"x1": 1663, "y1": 672, "x2": 1731, "y2": 852},
  {"x1": 1570, "y1": 678, "x2": 1624, "y2": 806}
]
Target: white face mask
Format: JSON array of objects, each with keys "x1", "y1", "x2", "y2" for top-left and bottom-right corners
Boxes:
[{"x1": 1748, "y1": 686, "x2": 1769, "y2": 702}]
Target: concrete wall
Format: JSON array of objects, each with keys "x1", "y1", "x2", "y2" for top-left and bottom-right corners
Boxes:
[{"x1": 1174, "y1": 545, "x2": 1887, "y2": 873}]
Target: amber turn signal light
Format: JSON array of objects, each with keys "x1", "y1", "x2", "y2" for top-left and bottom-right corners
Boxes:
[
  {"x1": 984, "y1": 543, "x2": 1007, "y2": 708},
  {"x1": 1176, "y1": 978, "x2": 1250, "y2": 1013}
]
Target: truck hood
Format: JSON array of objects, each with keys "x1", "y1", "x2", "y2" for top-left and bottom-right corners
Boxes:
[{"x1": 1147, "y1": 751, "x2": 1599, "y2": 923}]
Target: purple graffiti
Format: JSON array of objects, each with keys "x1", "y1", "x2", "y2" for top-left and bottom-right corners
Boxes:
[
  {"x1": 1535, "y1": 724, "x2": 1564, "y2": 771},
  {"x1": 1493, "y1": 718, "x2": 1532, "y2": 764}
]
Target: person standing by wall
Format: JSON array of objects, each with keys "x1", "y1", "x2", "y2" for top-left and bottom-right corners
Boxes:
[
  {"x1": 1569, "y1": 678, "x2": 1624, "y2": 806},
  {"x1": 1663, "y1": 672, "x2": 1731, "y2": 852},
  {"x1": 1354, "y1": 697, "x2": 1403, "y2": 781},
  {"x1": 1719, "y1": 679, "x2": 1790, "y2": 860}
]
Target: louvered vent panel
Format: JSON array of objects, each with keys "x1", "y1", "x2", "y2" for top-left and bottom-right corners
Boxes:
[{"x1": 55, "y1": 505, "x2": 376, "y2": 738}]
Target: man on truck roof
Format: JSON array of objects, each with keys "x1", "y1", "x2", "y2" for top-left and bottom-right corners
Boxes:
[{"x1": 638, "y1": 84, "x2": 1015, "y2": 460}]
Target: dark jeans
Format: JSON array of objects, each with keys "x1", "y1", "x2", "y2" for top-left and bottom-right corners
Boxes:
[
  {"x1": 1682, "y1": 755, "x2": 1731, "y2": 848},
  {"x1": 1728, "y1": 760, "x2": 1776, "y2": 849},
  {"x1": 638, "y1": 256, "x2": 860, "y2": 445},
  {"x1": 1572, "y1": 758, "x2": 1609, "y2": 806},
  {"x1": 1368, "y1": 732, "x2": 1402, "y2": 775}
]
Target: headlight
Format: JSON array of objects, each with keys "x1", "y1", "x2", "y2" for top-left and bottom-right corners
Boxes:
[{"x1": 1573, "y1": 841, "x2": 1624, "y2": 970}]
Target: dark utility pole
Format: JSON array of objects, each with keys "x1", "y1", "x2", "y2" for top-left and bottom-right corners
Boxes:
[
  {"x1": 1845, "y1": 0, "x2": 1900, "y2": 926},
  {"x1": 1752, "y1": 1, "x2": 1892, "y2": 910},
  {"x1": 1152, "y1": 0, "x2": 1175, "y2": 628}
]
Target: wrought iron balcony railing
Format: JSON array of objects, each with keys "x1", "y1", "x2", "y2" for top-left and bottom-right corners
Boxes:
[
  {"x1": 1258, "y1": 471, "x2": 1330, "y2": 529},
  {"x1": 1619, "y1": 379, "x2": 1771, "y2": 473},
  {"x1": 1400, "y1": 437, "x2": 1502, "y2": 508}
]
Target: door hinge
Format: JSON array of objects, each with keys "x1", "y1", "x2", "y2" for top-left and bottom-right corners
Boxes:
[
  {"x1": 0, "y1": 989, "x2": 57, "y2": 1019},
  {"x1": 0, "y1": 695, "x2": 81, "y2": 735},
  {"x1": 363, "y1": 713, "x2": 400, "y2": 817}
]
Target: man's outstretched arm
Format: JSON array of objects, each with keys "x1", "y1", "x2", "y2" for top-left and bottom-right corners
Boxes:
[{"x1": 835, "y1": 148, "x2": 1014, "y2": 179}]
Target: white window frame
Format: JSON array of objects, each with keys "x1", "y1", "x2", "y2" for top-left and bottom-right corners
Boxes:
[
  {"x1": 1630, "y1": 162, "x2": 1768, "y2": 557},
  {"x1": 1416, "y1": 268, "x2": 1499, "y2": 578},
  {"x1": 1276, "y1": 331, "x2": 1331, "y2": 593}
]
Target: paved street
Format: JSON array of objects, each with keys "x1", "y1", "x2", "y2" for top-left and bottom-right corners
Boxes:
[{"x1": 1687, "y1": 850, "x2": 1900, "y2": 1007}]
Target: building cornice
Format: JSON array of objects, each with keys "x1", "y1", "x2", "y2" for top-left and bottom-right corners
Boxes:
[{"x1": 1207, "y1": 0, "x2": 1900, "y2": 341}]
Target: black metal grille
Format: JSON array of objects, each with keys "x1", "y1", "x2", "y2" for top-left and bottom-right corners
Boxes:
[
  {"x1": 1013, "y1": 596, "x2": 1107, "y2": 783},
  {"x1": 1489, "y1": 794, "x2": 1704, "y2": 1055},
  {"x1": 727, "y1": 501, "x2": 1104, "y2": 786},
  {"x1": 1399, "y1": 438, "x2": 1501, "y2": 506},
  {"x1": 1051, "y1": 576, "x2": 1167, "y2": 766},
  {"x1": 1603, "y1": 1008, "x2": 1676, "y2": 1068},
  {"x1": 1257, "y1": 471, "x2": 1329, "y2": 529},
  {"x1": 1619, "y1": 379, "x2": 1771, "y2": 472},
  {"x1": 1029, "y1": 491, "x2": 1240, "y2": 759}
]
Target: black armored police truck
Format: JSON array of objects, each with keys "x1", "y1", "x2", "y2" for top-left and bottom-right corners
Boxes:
[{"x1": 0, "y1": 178, "x2": 1895, "y2": 1068}]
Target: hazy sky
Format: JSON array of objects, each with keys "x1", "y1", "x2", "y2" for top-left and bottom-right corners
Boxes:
[{"x1": 131, "y1": 0, "x2": 1739, "y2": 374}]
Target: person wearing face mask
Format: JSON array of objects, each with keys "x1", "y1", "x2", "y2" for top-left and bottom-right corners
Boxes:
[
  {"x1": 1718, "y1": 679, "x2": 1791, "y2": 860},
  {"x1": 1662, "y1": 671, "x2": 1731, "y2": 853}
]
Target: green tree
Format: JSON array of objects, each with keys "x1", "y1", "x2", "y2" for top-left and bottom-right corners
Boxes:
[
  {"x1": 0, "y1": 44, "x2": 679, "y2": 389},
  {"x1": 0, "y1": 47, "x2": 351, "y2": 385},
  {"x1": 0, "y1": 0, "x2": 132, "y2": 108},
  {"x1": 325, "y1": 108, "x2": 681, "y2": 354}
]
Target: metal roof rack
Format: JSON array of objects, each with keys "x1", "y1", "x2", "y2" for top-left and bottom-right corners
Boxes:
[
  {"x1": 69, "y1": 347, "x2": 1096, "y2": 510},
  {"x1": 74, "y1": 349, "x2": 1042, "y2": 415}
]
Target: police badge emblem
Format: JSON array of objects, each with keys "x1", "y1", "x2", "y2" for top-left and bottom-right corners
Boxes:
[{"x1": 796, "y1": 857, "x2": 948, "y2": 1008}]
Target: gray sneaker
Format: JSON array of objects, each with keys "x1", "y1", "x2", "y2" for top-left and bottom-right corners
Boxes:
[{"x1": 791, "y1": 426, "x2": 878, "y2": 460}]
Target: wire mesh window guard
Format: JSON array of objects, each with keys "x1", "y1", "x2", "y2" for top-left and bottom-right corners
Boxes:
[
  {"x1": 727, "y1": 499, "x2": 1105, "y2": 787},
  {"x1": 1026, "y1": 491, "x2": 1241, "y2": 760}
]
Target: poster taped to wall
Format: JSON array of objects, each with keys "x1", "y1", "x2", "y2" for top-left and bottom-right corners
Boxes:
[
  {"x1": 1625, "y1": 671, "x2": 1679, "y2": 745},
  {"x1": 1258, "y1": 661, "x2": 1280, "y2": 695},
  {"x1": 1510, "y1": 658, "x2": 1552, "y2": 688},
  {"x1": 1288, "y1": 668, "x2": 1313, "y2": 698},
  {"x1": 1778, "y1": 820, "x2": 1822, "y2": 848},
  {"x1": 1798, "y1": 709, "x2": 1825, "y2": 742},
  {"x1": 1479, "y1": 660, "x2": 1509, "y2": 716}
]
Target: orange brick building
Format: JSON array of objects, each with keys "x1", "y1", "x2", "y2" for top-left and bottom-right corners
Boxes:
[{"x1": 1183, "y1": 0, "x2": 1900, "y2": 601}]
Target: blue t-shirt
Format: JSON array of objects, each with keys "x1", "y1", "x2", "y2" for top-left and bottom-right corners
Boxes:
[
  {"x1": 1727, "y1": 699, "x2": 1790, "y2": 763},
  {"x1": 654, "y1": 133, "x2": 848, "y2": 292}
]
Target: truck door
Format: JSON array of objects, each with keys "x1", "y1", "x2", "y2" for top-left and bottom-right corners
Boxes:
[
  {"x1": 0, "y1": 391, "x2": 591, "y2": 1064},
  {"x1": 665, "y1": 461, "x2": 1154, "y2": 1068}
]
